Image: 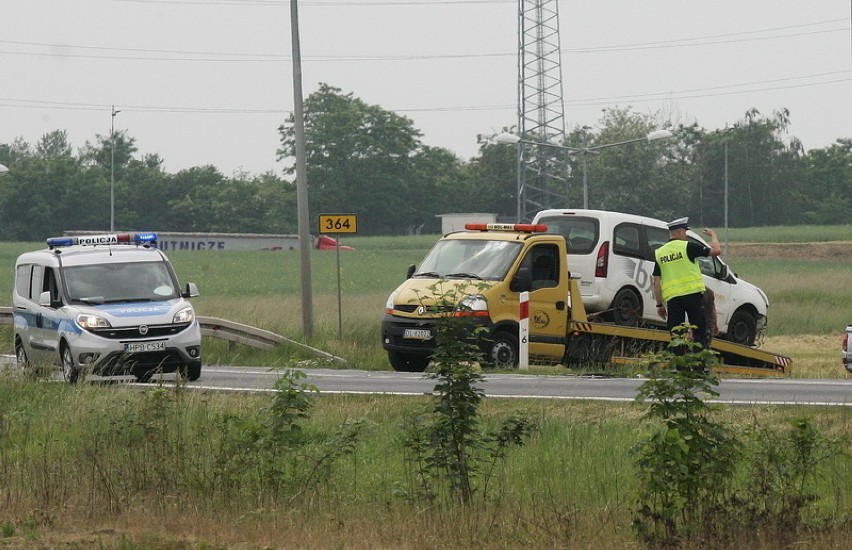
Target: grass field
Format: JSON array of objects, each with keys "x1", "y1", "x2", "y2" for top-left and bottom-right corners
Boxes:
[{"x1": 0, "y1": 378, "x2": 847, "y2": 549}]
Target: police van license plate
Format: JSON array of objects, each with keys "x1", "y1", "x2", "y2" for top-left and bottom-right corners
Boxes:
[
  {"x1": 125, "y1": 341, "x2": 166, "y2": 353},
  {"x1": 403, "y1": 329, "x2": 431, "y2": 340}
]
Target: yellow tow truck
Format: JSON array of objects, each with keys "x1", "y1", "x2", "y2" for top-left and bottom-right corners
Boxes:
[{"x1": 381, "y1": 223, "x2": 790, "y2": 376}]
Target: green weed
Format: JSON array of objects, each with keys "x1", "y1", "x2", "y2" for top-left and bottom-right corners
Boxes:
[
  {"x1": 398, "y1": 280, "x2": 537, "y2": 506},
  {"x1": 631, "y1": 331, "x2": 846, "y2": 547}
]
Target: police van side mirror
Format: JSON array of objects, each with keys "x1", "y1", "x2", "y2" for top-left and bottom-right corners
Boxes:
[
  {"x1": 39, "y1": 291, "x2": 61, "y2": 309},
  {"x1": 406, "y1": 264, "x2": 416, "y2": 279},
  {"x1": 510, "y1": 266, "x2": 532, "y2": 293},
  {"x1": 183, "y1": 282, "x2": 199, "y2": 298}
]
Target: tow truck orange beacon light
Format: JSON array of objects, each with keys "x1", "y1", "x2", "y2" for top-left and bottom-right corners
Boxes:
[{"x1": 465, "y1": 223, "x2": 548, "y2": 233}]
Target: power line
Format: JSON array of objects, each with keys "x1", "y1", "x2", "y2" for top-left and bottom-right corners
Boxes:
[
  {"x1": 562, "y1": 70, "x2": 852, "y2": 105},
  {"x1": 0, "y1": 19, "x2": 846, "y2": 63},
  {"x1": 2, "y1": 70, "x2": 848, "y2": 116},
  {"x1": 0, "y1": 98, "x2": 288, "y2": 115}
]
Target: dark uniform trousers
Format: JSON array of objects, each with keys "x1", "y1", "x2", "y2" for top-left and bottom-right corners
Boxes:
[{"x1": 666, "y1": 291, "x2": 710, "y2": 349}]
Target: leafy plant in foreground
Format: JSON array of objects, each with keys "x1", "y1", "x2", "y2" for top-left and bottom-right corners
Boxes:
[
  {"x1": 400, "y1": 280, "x2": 537, "y2": 505},
  {"x1": 631, "y1": 326, "x2": 739, "y2": 546},
  {"x1": 631, "y1": 326, "x2": 842, "y2": 547}
]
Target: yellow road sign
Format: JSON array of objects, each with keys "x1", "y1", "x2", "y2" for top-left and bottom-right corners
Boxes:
[{"x1": 319, "y1": 213, "x2": 357, "y2": 234}]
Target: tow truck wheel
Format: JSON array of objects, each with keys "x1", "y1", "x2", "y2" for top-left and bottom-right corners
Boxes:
[
  {"x1": 60, "y1": 343, "x2": 80, "y2": 384},
  {"x1": 611, "y1": 288, "x2": 642, "y2": 326},
  {"x1": 487, "y1": 331, "x2": 519, "y2": 369},
  {"x1": 388, "y1": 351, "x2": 430, "y2": 372},
  {"x1": 727, "y1": 309, "x2": 757, "y2": 346}
]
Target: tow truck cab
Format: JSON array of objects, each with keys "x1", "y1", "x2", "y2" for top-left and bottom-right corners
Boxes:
[{"x1": 381, "y1": 223, "x2": 569, "y2": 372}]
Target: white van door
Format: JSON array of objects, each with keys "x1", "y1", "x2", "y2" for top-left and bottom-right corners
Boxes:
[{"x1": 607, "y1": 221, "x2": 662, "y2": 324}]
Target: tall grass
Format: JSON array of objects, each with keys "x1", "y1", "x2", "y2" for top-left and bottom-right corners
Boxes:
[
  {"x1": 722, "y1": 258, "x2": 852, "y2": 336},
  {"x1": 0, "y1": 378, "x2": 847, "y2": 548}
]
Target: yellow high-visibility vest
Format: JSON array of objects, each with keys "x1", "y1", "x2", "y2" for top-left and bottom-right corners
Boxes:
[{"x1": 655, "y1": 240, "x2": 705, "y2": 302}]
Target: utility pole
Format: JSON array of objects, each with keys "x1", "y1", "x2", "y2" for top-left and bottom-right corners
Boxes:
[
  {"x1": 724, "y1": 140, "x2": 729, "y2": 256},
  {"x1": 110, "y1": 105, "x2": 120, "y2": 232},
  {"x1": 290, "y1": 0, "x2": 313, "y2": 339}
]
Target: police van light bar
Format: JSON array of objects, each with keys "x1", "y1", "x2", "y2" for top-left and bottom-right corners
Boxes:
[
  {"x1": 46, "y1": 232, "x2": 158, "y2": 249},
  {"x1": 465, "y1": 223, "x2": 548, "y2": 233}
]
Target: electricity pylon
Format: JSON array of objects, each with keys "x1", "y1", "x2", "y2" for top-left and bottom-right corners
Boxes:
[{"x1": 515, "y1": 0, "x2": 567, "y2": 221}]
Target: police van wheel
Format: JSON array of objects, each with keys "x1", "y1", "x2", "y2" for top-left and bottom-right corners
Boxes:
[
  {"x1": 487, "y1": 332, "x2": 519, "y2": 369},
  {"x1": 610, "y1": 288, "x2": 642, "y2": 327},
  {"x1": 15, "y1": 339, "x2": 30, "y2": 374},
  {"x1": 61, "y1": 344, "x2": 80, "y2": 384},
  {"x1": 182, "y1": 364, "x2": 202, "y2": 382}
]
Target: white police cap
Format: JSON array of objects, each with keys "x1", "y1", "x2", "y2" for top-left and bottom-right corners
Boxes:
[{"x1": 667, "y1": 217, "x2": 689, "y2": 230}]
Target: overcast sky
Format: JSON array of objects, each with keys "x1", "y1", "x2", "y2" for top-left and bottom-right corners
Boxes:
[{"x1": 2, "y1": 0, "x2": 850, "y2": 176}]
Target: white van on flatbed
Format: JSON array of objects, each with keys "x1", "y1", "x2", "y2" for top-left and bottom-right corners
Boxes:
[
  {"x1": 13, "y1": 232, "x2": 202, "y2": 382},
  {"x1": 531, "y1": 209, "x2": 768, "y2": 345}
]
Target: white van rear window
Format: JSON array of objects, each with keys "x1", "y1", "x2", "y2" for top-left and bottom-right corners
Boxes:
[{"x1": 537, "y1": 216, "x2": 599, "y2": 255}]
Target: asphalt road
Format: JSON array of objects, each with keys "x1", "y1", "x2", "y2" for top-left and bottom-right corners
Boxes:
[
  {"x1": 187, "y1": 366, "x2": 852, "y2": 407},
  {"x1": 2, "y1": 356, "x2": 849, "y2": 406}
]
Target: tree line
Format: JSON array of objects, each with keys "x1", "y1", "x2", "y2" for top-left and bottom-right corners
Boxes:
[{"x1": 1, "y1": 83, "x2": 849, "y2": 241}]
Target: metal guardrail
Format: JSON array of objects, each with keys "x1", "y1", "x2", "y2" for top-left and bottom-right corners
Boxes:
[
  {"x1": 198, "y1": 315, "x2": 346, "y2": 364},
  {"x1": 0, "y1": 307, "x2": 346, "y2": 364},
  {"x1": 198, "y1": 316, "x2": 283, "y2": 351}
]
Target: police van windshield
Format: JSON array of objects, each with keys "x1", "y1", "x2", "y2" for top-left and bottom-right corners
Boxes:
[
  {"x1": 415, "y1": 239, "x2": 522, "y2": 281},
  {"x1": 63, "y1": 261, "x2": 179, "y2": 304}
]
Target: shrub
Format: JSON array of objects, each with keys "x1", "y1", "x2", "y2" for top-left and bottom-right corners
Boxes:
[
  {"x1": 631, "y1": 326, "x2": 740, "y2": 546},
  {"x1": 399, "y1": 280, "x2": 537, "y2": 506}
]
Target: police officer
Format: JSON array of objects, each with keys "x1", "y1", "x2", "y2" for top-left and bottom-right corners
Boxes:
[{"x1": 651, "y1": 217, "x2": 721, "y2": 349}]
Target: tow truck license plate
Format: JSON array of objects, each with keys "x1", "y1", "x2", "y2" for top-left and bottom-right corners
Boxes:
[
  {"x1": 403, "y1": 329, "x2": 432, "y2": 340},
  {"x1": 125, "y1": 341, "x2": 166, "y2": 353}
]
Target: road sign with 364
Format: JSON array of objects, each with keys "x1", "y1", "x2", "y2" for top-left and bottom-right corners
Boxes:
[{"x1": 318, "y1": 213, "x2": 357, "y2": 234}]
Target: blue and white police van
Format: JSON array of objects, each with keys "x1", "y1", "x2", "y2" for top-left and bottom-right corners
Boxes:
[{"x1": 12, "y1": 232, "x2": 202, "y2": 383}]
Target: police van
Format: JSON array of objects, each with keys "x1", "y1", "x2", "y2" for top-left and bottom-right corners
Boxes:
[
  {"x1": 531, "y1": 209, "x2": 769, "y2": 345},
  {"x1": 13, "y1": 232, "x2": 202, "y2": 383}
]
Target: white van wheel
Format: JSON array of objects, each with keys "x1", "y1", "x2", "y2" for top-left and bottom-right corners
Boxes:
[
  {"x1": 611, "y1": 288, "x2": 642, "y2": 327},
  {"x1": 727, "y1": 309, "x2": 757, "y2": 346}
]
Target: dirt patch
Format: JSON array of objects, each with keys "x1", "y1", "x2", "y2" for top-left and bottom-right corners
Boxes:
[{"x1": 726, "y1": 242, "x2": 852, "y2": 261}]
